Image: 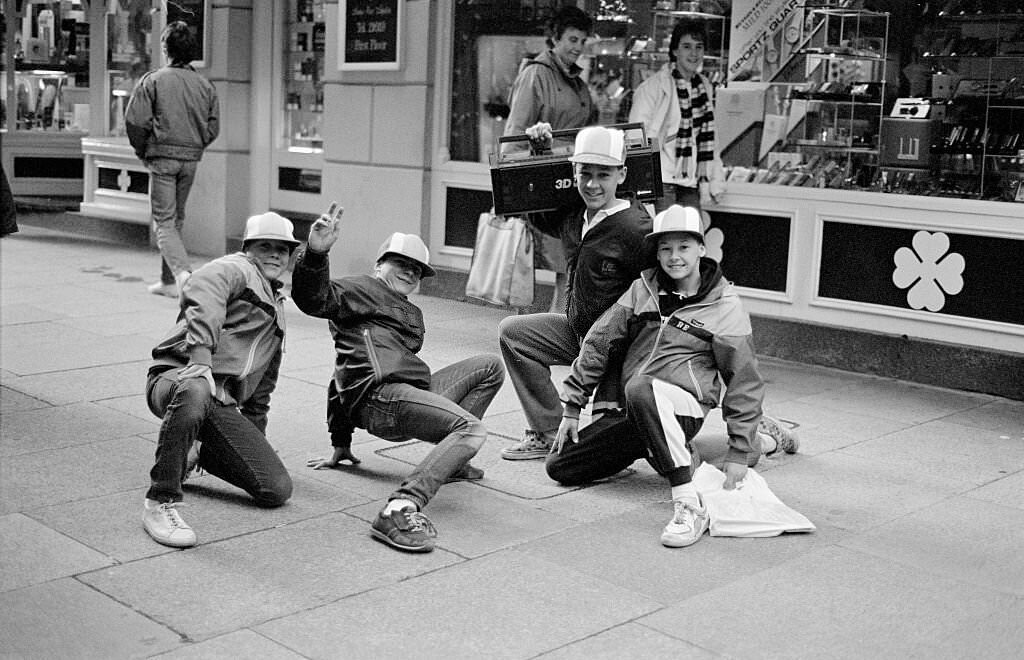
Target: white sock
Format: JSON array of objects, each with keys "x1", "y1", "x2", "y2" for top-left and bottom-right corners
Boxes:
[
  {"x1": 759, "y1": 431, "x2": 777, "y2": 454},
  {"x1": 384, "y1": 498, "x2": 417, "y2": 515},
  {"x1": 671, "y1": 484, "x2": 699, "y2": 505}
]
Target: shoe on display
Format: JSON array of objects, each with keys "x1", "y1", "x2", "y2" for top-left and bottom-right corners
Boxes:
[
  {"x1": 661, "y1": 498, "x2": 709, "y2": 548},
  {"x1": 143, "y1": 499, "x2": 197, "y2": 548},
  {"x1": 370, "y1": 507, "x2": 437, "y2": 553},
  {"x1": 147, "y1": 281, "x2": 178, "y2": 298},
  {"x1": 759, "y1": 415, "x2": 800, "y2": 455},
  {"x1": 445, "y1": 462, "x2": 484, "y2": 482},
  {"x1": 500, "y1": 430, "x2": 554, "y2": 461}
]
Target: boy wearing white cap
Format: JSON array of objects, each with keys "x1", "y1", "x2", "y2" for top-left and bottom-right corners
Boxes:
[
  {"x1": 292, "y1": 207, "x2": 505, "y2": 553},
  {"x1": 498, "y1": 124, "x2": 652, "y2": 460},
  {"x1": 142, "y1": 212, "x2": 298, "y2": 548},
  {"x1": 548, "y1": 205, "x2": 796, "y2": 548}
]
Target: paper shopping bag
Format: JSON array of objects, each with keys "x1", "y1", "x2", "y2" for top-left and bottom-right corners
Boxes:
[
  {"x1": 691, "y1": 463, "x2": 816, "y2": 537},
  {"x1": 465, "y1": 210, "x2": 535, "y2": 307}
]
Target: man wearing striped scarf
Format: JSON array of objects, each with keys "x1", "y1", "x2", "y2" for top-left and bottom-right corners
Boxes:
[{"x1": 630, "y1": 19, "x2": 726, "y2": 216}]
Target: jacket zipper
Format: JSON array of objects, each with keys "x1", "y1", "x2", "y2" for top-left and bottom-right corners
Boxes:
[
  {"x1": 362, "y1": 328, "x2": 382, "y2": 381},
  {"x1": 240, "y1": 320, "x2": 276, "y2": 380},
  {"x1": 635, "y1": 275, "x2": 705, "y2": 400}
]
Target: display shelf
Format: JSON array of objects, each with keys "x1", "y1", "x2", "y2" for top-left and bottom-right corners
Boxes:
[{"x1": 282, "y1": 0, "x2": 325, "y2": 152}]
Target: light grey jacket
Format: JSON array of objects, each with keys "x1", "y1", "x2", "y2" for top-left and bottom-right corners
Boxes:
[{"x1": 126, "y1": 64, "x2": 219, "y2": 162}]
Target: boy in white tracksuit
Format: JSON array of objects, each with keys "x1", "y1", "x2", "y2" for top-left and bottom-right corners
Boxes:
[{"x1": 549, "y1": 205, "x2": 795, "y2": 548}]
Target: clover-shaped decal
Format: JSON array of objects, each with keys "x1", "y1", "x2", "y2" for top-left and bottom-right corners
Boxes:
[
  {"x1": 892, "y1": 231, "x2": 964, "y2": 312},
  {"x1": 704, "y1": 227, "x2": 724, "y2": 263}
]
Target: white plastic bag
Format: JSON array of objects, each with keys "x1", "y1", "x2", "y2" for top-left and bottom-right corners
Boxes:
[{"x1": 691, "y1": 463, "x2": 816, "y2": 537}]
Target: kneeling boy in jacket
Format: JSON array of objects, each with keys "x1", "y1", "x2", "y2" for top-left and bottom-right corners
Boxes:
[{"x1": 548, "y1": 205, "x2": 797, "y2": 548}]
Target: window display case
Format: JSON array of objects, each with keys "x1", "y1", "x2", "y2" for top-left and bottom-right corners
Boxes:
[
  {"x1": 283, "y1": 0, "x2": 325, "y2": 152},
  {"x1": 730, "y1": 7, "x2": 889, "y2": 190}
]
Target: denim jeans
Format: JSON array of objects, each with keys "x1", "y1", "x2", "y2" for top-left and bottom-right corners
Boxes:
[
  {"x1": 498, "y1": 313, "x2": 580, "y2": 434},
  {"x1": 352, "y1": 354, "x2": 505, "y2": 510},
  {"x1": 145, "y1": 368, "x2": 292, "y2": 506},
  {"x1": 148, "y1": 157, "x2": 198, "y2": 281}
]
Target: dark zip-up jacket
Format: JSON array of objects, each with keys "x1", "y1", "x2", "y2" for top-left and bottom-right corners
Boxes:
[
  {"x1": 291, "y1": 248, "x2": 430, "y2": 420},
  {"x1": 531, "y1": 198, "x2": 652, "y2": 338},
  {"x1": 125, "y1": 63, "x2": 219, "y2": 162},
  {"x1": 150, "y1": 253, "x2": 286, "y2": 430},
  {"x1": 562, "y1": 259, "x2": 765, "y2": 466}
]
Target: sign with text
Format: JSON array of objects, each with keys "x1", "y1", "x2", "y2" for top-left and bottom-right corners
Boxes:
[{"x1": 339, "y1": 0, "x2": 403, "y2": 71}]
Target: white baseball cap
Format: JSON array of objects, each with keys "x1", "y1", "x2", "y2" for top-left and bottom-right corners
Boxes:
[
  {"x1": 376, "y1": 232, "x2": 436, "y2": 278},
  {"x1": 569, "y1": 126, "x2": 626, "y2": 167},
  {"x1": 645, "y1": 205, "x2": 704, "y2": 244},
  {"x1": 243, "y1": 212, "x2": 300, "y2": 250}
]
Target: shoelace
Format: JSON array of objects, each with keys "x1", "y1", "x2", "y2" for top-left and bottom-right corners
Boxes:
[
  {"x1": 403, "y1": 511, "x2": 438, "y2": 538},
  {"x1": 672, "y1": 500, "x2": 703, "y2": 531},
  {"x1": 159, "y1": 502, "x2": 189, "y2": 529}
]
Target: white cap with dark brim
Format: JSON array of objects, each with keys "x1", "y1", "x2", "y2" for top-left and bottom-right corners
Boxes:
[
  {"x1": 376, "y1": 232, "x2": 436, "y2": 278},
  {"x1": 645, "y1": 204, "x2": 704, "y2": 243}
]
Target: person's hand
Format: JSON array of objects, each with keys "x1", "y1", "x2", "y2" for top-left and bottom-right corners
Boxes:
[
  {"x1": 178, "y1": 364, "x2": 215, "y2": 392},
  {"x1": 306, "y1": 202, "x2": 344, "y2": 254},
  {"x1": 306, "y1": 446, "x2": 361, "y2": 469},
  {"x1": 525, "y1": 122, "x2": 553, "y2": 154},
  {"x1": 553, "y1": 416, "x2": 580, "y2": 454},
  {"x1": 722, "y1": 461, "x2": 747, "y2": 490}
]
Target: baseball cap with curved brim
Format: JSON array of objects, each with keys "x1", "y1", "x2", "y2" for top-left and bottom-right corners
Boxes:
[
  {"x1": 376, "y1": 232, "x2": 436, "y2": 278},
  {"x1": 243, "y1": 212, "x2": 301, "y2": 250},
  {"x1": 569, "y1": 126, "x2": 626, "y2": 167},
  {"x1": 645, "y1": 205, "x2": 704, "y2": 244}
]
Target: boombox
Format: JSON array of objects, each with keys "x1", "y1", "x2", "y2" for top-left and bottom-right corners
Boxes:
[{"x1": 489, "y1": 123, "x2": 663, "y2": 216}]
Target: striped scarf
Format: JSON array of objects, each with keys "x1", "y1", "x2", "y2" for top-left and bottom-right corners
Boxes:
[{"x1": 672, "y1": 69, "x2": 716, "y2": 182}]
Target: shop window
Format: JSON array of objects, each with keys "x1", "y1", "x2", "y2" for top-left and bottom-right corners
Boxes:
[
  {"x1": 107, "y1": 0, "x2": 152, "y2": 136},
  {"x1": 283, "y1": 0, "x2": 326, "y2": 152},
  {"x1": 1, "y1": 0, "x2": 91, "y2": 132}
]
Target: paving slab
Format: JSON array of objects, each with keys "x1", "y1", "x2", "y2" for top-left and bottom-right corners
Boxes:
[
  {"x1": 518, "y1": 504, "x2": 834, "y2": 607},
  {"x1": 255, "y1": 550, "x2": 662, "y2": 659},
  {"x1": 967, "y1": 470, "x2": 1024, "y2": 511},
  {"x1": 0, "y1": 513, "x2": 115, "y2": 593},
  {"x1": 0, "y1": 331, "x2": 156, "y2": 374},
  {"x1": 0, "y1": 436, "x2": 152, "y2": 514},
  {"x1": 796, "y1": 378, "x2": 993, "y2": 425},
  {"x1": 756, "y1": 398, "x2": 915, "y2": 455},
  {"x1": 343, "y1": 481, "x2": 578, "y2": 558},
  {"x1": 0, "y1": 302, "x2": 66, "y2": 325},
  {"x1": 837, "y1": 418, "x2": 1024, "y2": 488},
  {"x1": 0, "y1": 401, "x2": 156, "y2": 457},
  {"x1": 79, "y1": 512, "x2": 461, "y2": 640},
  {"x1": 4, "y1": 360, "x2": 153, "y2": 406},
  {"x1": 934, "y1": 397, "x2": 1024, "y2": 434},
  {"x1": 838, "y1": 495, "x2": 1024, "y2": 596},
  {"x1": 0, "y1": 384, "x2": 49, "y2": 413},
  {"x1": 638, "y1": 544, "x2": 1024, "y2": 659},
  {"x1": 150, "y1": 629, "x2": 307, "y2": 659},
  {"x1": 29, "y1": 471, "x2": 368, "y2": 563},
  {"x1": 0, "y1": 578, "x2": 181, "y2": 658},
  {"x1": 98, "y1": 392, "x2": 162, "y2": 424},
  {"x1": 757, "y1": 452, "x2": 958, "y2": 532},
  {"x1": 540, "y1": 622, "x2": 718, "y2": 659}
]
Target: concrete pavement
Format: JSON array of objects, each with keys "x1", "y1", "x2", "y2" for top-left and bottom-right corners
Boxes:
[{"x1": 2, "y1": 224, "x2": 1023, "y2": 659}]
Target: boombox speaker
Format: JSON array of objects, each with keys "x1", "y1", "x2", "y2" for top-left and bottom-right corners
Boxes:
[{"x1": 490, "y1": 123, "x2": 663, "y2": 216}]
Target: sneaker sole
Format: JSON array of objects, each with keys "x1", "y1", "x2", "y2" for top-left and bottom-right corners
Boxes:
[
  {"x1": 370, "y1": 528, "x2": 434, "y2": 553},
  {"x1": 499, "y1": 449, "x2": 550, "y2": 460}
]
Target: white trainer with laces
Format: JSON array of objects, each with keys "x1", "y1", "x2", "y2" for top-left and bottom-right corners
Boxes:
[
  {"x1": 759, "y1": 415, "x2": 800, "y2": 455},
  {"x1": 661, "y1": 498, "x2": 710, "y2": 548},
  {"x1": 143, "y1": 499, "x2": 197, "y2": 548}
]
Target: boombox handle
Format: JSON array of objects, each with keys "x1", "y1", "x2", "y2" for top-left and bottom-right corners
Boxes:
[{"x1": 494, "y1": 122, "x2": 651, "y2": 163}]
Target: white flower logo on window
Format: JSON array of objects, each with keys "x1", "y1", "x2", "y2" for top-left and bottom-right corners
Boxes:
[
  {"x1": 892, "y1": 231, "x2": 964, "y2": 312},
  {"x1": 704, "y1": 227, "x2": 724, "y2": 263}
]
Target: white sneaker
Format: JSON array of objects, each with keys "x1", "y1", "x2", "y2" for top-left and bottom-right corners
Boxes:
[
  {"x1": 661, "y1": 498, "x2": 709, "y2": 548},
  {"x1": 500, "y1": 430, "x2": 554, "y2": 460},
  {"x1": 143, "y1": 499, "x2": 197, "y2": 547},
  {"x1": 147, "y1": 281, "x2": 178, "y2": 298}
]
